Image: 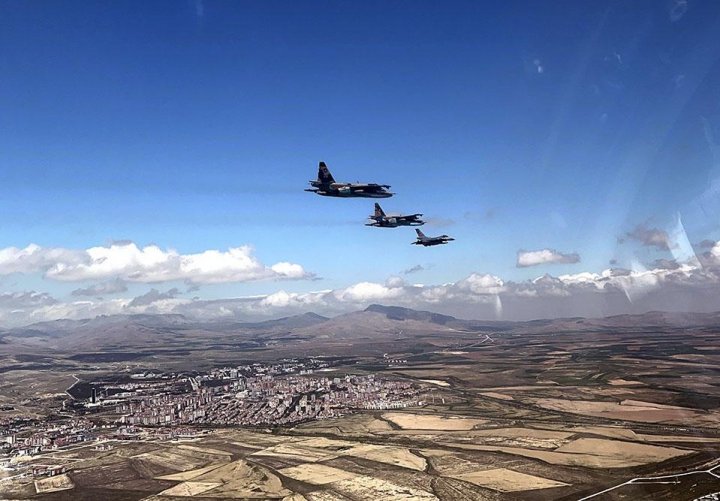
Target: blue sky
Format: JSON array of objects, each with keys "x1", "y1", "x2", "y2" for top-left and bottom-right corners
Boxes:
[{"x1": 1, "y1": 1, "x2": 720, "y2": 324}]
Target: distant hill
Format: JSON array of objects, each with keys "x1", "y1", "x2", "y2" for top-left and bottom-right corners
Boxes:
[
  {"x1": 200, "y1": 312, "x2": 329, "y2": 332},
  {"x1": 364, "y1": 304, "x2": 518, "y2": 332},
  {"x1": 1, "y1": 307, "x2": 719, "y2": 353},
  {"x1": 364, "y1": 304, "x2": 458, "y2": 324}
]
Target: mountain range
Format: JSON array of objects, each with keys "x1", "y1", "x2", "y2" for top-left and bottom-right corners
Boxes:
[{"x1": 1, "y1": 305, "x2": 719, "y2": 353}]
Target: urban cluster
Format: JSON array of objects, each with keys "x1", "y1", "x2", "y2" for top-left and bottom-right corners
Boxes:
[{"x1": 117, "y1": 371, "x2": 421, "y2": 426}]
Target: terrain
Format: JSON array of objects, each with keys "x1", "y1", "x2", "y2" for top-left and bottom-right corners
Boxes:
[{"x1": 2, "y1": 305, "x2": 720, "y2": 500}]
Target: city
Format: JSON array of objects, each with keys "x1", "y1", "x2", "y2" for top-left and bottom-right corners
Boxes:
[{"x1": 1, "y1": 359, "x2": 425, "y2": 469}]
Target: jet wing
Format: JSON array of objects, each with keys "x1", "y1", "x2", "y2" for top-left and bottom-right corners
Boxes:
[{"x1": 349, "y1": 183, "x2": 391, "y2": 192}]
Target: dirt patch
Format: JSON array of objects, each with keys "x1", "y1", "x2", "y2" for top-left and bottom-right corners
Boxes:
[
  {"x1": 34, "y1": 473, "x2": 74, "y2": 493},
  {"x1": 608, "y1": 379, "x2": 644, "y2": 386},
  {"x1": 451, "y1": 467, "x2": 569, "y2": 492},
  {"x1": 419, "y1": 379, "x2": 450, "y2": 386}
]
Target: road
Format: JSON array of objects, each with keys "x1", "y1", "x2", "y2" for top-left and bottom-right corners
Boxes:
[{"x1": 578, "y1": 459, "x2": 720, "y2": 500}]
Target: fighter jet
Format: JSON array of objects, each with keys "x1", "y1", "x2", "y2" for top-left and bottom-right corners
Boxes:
[
  {"x1": 366, "y1": 203, "x2": 424, "y2": 228},
  {"x1": 305, "y1": 161, "x2": 393, "y2": 198},
  {"x1": 412, "y1": 228, "x2": 455, "y2": 246}
]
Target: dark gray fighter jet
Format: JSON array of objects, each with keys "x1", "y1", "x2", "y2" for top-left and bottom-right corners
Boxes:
[
  {"x1": 305, "y1": 162, "x2": 393, "y2": 198},
  {"x1": 366, "y1": 203, "x2": 424, "y2": 228},
  {"x1": 412, "y1": 228, "x2": 455, "y2": 246}
]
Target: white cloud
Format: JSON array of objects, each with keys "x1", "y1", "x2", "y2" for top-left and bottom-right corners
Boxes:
[
  {"x1": 454, "y1": 273, "x2": 505, "y2": 295},
  {"x1": 517, "y1": 248, "x2": 580, "y2": 267},
  {"x1": 622, "y1": 224, "x2": 670, "y2": 250},
  {"x1": 4, "y1": 239, "x2": 720, "y2": 327},
  {"x1": 71, "y1": 278, "x2": 128, "y2": 297},
  {"x1": 333, "y1": 282, "x2": 404, "y2": 303},
  {"x1": 0, "y1": 244, "x2": 86, "y2": 274},
  {"x1": 0, "y1": 242, "x2": 312, "y2": 284}
]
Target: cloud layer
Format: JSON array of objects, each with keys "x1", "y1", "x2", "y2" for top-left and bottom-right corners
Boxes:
[
  {"x1": 0, "y1": 242, "x2": 312, "y2": 284},
  {"x1": 2, "y1": 238, "x2": 720, "y2": 327}
]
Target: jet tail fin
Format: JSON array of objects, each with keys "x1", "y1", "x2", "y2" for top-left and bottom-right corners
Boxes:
[
  {"x1": 374, "y1": 203, "x2": 386, "y2": 218},
  {"x1": 318, "y1": 161, "x2": 335, "y2": 185},
  {"x1": 415, "y1": 228, "x2": 426, "y2": 238}
]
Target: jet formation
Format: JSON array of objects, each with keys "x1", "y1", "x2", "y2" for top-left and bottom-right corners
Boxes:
[{"x1": 307, "y1": 161, "x2": 454, "y2": 246}]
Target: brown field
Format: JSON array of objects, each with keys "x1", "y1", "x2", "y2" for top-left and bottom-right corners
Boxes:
[
  {"x1": 156, "y1": 463, "x2": 227, "y2": 481},
  {"x1": 479, "y1": 392, "x2": 514, "y2": 400},
  {"x1": 429, "y1": 454, "x2": 492, "y2": 476},
  {"x1": 279, "y1": 464, "x2": 358, "y2": 484},
  {"x1": 251, "y1": 442, "x2": 342, "y2": 463},
  {"x1": 470, "y1": 427, "x2": 573, "y2": 440},
  {"x1": 176, "y1": 444, "x2": 233, "y2": 458},
  {"x1": 306, "y1": 492, "x2": 352, "y2": 501},
  {"x1": 528, "y1": 397, "x2": 719, "y2": 424},
  {"x1": 343, "y1": 444, "x2": 427, "y2": 471},
  {"x1": 131, "y1": 448, "x2": 210, "y2": 472},
  {"x1": 295, "y1": 413, "x2": 392, "y2": 435},
  {"x1": 451, "y1": 467, "x2": 569, "y2": 492},
  {"x1": 330, "y1": 475, "x2": 437, "y2": 500},
  {"x1": 561, "y1": 425, "x2": 640, "y2": 440},
  {"x1": 556, "y1": 437, "x2": 692, "y2": 462},
  {"x1": 440, "y1": 438, "x2": 693, "y2": 468},
  {"x1": 637, "y1": 434, "x2": 720, "y2": 443},
  {"x1": 158, "y1": 481, "x2": 221, "y2": 496},
  {"x1": 382, "y1": 412, "x2": 485, "y2": 430}
]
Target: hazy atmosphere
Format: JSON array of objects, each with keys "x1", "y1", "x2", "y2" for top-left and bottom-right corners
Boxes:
[{"x1": 2, "y1": 0, "x2": 720, "y2": 326}]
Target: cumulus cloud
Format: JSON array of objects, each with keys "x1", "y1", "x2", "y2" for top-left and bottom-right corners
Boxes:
[
  {"x1": 0, "y1": 244, "x2": 86, "y2": 274},
  {"x1": 71, "y1": 278, "x2": 128, "y2": 297},
  {"x1": 697, "y1": 239, "x2": 716, "y2": 249},
  {"x1": 0, "y1": 242, "x2": 312, "y2": 285},
  {"x1": 0, "y1": 291, "x2": 57, "y2": 310},
  {"x1": 650, "y1": 258, "x2": 680, "y2": 270},
  {"x1": 0, "y1": 291, "x2": 59, "y2": 327},
  {"x1": 128, "y1": 288, "x2": 180, "y2": 307},
  {"x1": 517, "y1": 249, "x2": 580, "y2": 267},
  {"x1": 4, "y1": 239, "x2": 720, "y2": 327},
  {"x1": 622, "y1": 225, "x2": 670, "y2": 250}
]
